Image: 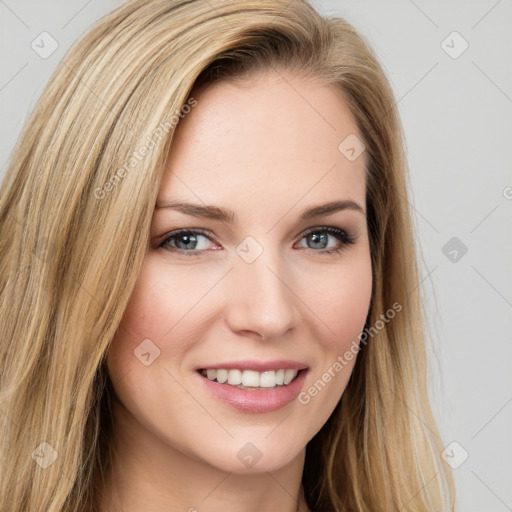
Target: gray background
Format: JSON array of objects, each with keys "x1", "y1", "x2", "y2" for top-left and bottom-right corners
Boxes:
[{"x1": 1, "y1": 1, "x2": 511, "y2": 510}]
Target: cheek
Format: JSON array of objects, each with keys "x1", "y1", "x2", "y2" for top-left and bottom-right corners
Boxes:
[
  {"x1": 118, "y1": 257, "x2": 178, "y2": 339},
  {"x1": 111, "y1": 254, "x2": 214, "y2": 348},
  {"x1": 107, "y1": 254, "x2": 225, "y2": 382},
  {"x1": 301, "y1": 252, "x2": 373, "y2": 350},
  {"x1": 295, "y1": 257, "x2": 371, "y2": 437},
  {"x1": 107, "y1": 257, "x2": 180, "y2": 382},
  {"x1": 106, "y1": 255, "x2": 209, "y2": 434}
]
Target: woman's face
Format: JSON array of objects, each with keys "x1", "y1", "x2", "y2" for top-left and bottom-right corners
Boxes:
[{"x1": 107, "y1": 70, "x2": 372, "y2": 474}]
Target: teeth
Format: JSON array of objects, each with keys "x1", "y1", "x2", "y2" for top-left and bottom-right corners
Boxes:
[
  {"x1": 259, "y1": 371, "x2": 276, "y2": 388},
  {"x1": 201, "y1": 368, "x2": 299, "y2": 388},
  {"x1": 241, "y1": 370, "x2": 259, "y2": 387},
  {"x1": 216, "y1": 369, "x2": 228, "y2": 384},
  {"x1": 283, "y1": 369, "x2": 296, "y2": 385},
  {"x1": 227, "y1": 369, "x2": 242, "y2": 385}
]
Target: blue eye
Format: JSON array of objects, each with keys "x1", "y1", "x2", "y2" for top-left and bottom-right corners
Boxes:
[
  {"x1": 160, "y1": 230, "x2": 214, "y2": 253},
  {"x1": 297, "y1": 227, "x2": 356, "y2": 255},
  {"x1": 159, "y1": 227, "x2": 356, "y2": 256}
]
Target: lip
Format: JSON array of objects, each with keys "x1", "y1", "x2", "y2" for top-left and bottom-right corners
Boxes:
[
  {"x1": 195, "y1": 359, "x2": 308, "y2": 372},
  {"x1": 196, "y1": 368, "x2": 309, "y2": 413}
]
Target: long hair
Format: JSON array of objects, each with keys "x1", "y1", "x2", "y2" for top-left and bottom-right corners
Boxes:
[{"x1": 0, "y1": 1, "x2": 455, "y2": 510}]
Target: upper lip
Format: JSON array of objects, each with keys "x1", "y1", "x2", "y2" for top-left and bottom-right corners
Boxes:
[{"x1": 196, "y1": 359, "x2": 308, "y2": 372}]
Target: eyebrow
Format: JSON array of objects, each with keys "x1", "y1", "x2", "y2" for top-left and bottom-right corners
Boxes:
[{"x1": 155, "y1": 199, "x2": 366, "y2": 222}]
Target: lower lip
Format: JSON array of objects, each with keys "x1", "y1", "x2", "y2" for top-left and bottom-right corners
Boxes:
[{"x1": 197, "y1": 370, "x2": 308, "y2": 413}]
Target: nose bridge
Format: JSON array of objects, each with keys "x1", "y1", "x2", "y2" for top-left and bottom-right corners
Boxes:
[{"x1": 224, "y1": 242, "x2": 300, "y2": 338}]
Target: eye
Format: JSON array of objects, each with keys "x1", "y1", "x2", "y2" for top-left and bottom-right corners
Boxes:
[
  {"x1": 158, "y1": 226, "x2": 356, "y2": 257},
  {"x1": 295, "y1": 227, "x2": 356, "y2": 255},
  {"x1": 159, "y1": 229, "x2": 217, "y2": 254}
]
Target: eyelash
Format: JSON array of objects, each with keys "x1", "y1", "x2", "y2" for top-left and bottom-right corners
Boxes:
[{"x1": 158, "y1": 226, "x2": 356, "y2": 257}]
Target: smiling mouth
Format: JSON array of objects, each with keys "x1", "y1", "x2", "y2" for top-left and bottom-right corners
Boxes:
[{"x1": 198, "y1": 368, "x2": 303, "y2": 390}]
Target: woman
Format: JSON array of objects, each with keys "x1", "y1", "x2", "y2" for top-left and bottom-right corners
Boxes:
[{"x1": 0, "y1": 0, "x2": 456, "y2": 510}]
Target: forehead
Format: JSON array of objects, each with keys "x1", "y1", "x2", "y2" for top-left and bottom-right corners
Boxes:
[{"x1": 158, "y1": 71, "x2": 366, "y2": 212}]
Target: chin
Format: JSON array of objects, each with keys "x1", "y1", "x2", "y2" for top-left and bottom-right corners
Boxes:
[{"x1": 199, "y1": 438, "x2": 306, "y2": 474}]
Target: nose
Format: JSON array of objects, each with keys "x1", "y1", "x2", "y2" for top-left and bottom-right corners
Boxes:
[{"x1": 223, "y1": 248, "x2": 301, "y2": 340}]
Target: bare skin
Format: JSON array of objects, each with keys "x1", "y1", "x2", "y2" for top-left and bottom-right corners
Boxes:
[{"x1": 101, "y1": 69, "x2": 372, "y2": 512}]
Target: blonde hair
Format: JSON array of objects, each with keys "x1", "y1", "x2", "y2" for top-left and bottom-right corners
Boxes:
[{"x1": 0, "y1": 0, "x2": 455, "y2": 510}]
